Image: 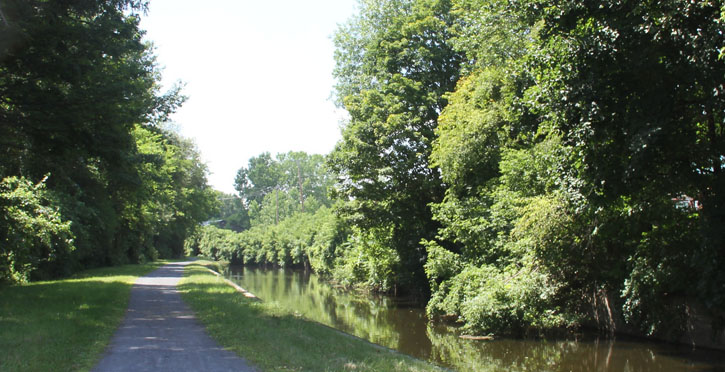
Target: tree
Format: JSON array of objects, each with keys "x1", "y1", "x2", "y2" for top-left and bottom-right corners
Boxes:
[
  {"x1": 234, "y1": 152, "x2": 281, "y2": 206},
  {"x1": 0, "y1": 0, "x2": 209, "y2": 279},
  {"x1": 236, "y1": 151, "x2": 335, "y2": 227},
  {"x1": 527, "y1": 0, "x2": 725, "y2": 329},
  {"x1": 276, "y1": 151, "x2": 335, "y2": 212},
  {"x1": 425, "y1": 0, "x2": 725, "y2": 336},
  {"x1": 421, "y1": 0, "x2": 576, "y2": 334},
  {"x1": 208, "y1": 191, "x2": 250, "y2": 232},
  {"x1": 131, "y1": 126, "x2": 218, "y2": 258},
  {"x1": 0, "y1": 176, "x2": 74, "y2": 283},
  {"x1": 329, "y1": 0, "x2": 464, "y2": 294}
]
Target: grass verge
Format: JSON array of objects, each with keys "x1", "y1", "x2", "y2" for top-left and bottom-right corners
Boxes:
[
  {"x1": 0, "y1": 260, "x2": 170, "y2": 372},
  {"x1": 179, "y1": 260, "x2": 447, "y2": 372}
]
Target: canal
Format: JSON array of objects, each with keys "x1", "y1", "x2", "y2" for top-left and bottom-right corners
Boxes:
[{"x1": 226, "y1": 266, "x2": 725, "y2": 371}]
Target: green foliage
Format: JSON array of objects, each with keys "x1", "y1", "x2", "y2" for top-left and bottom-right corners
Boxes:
[
  {"x1": 422, "y1": 240, "x2": 462, "y2": 293},
  {"x1": 620, "y1": 206, "x2": 701, "y2": 337},
  {"x1": 426, "y1": 259, "x2": 570, "y2": 335},
  {"x1": 423, "y1": 0, "x2": 725, "y2": 337},
  {"x1": 234, "y1": 152, "x2": 281, "y2": 206},
  {"x1": 0, "y1": 0, "x2": 215, "y2": 281},
  {"x1": 192, "y1": 205, "x2": 350, "y2": 278},
  {"x1": 290, "y1": 206, "x2": 349, "y2": 275},
  {"x1": 131, "y1": 125, "x2": 218, "y2": 260},
  {"x1": 425, "y1": 184, "x2": 578, "y2": 335},
  {"x1": 186, "y1": 0, "x2": 725, "y2": 339},
  {"x1": 431, "y1": 68, "x2": 510, "y2": 191},
  {"x1": 499, "y1": 137, "x2": 563, "y2": 197},
  {"x1": 332, "y1": 227, "x2": 401, "y2": 292},
  {"x1": 207, "y1": 192, "x2": 250, "y2": 232},
  {"x1": 0, "y1": 177, "x2": 74, "y2": 284},
  {"x1": 195, "y1": 151, "x2": 344, "y2": 273},
  {"x1": 448, "y1": 0, "x2": 533, "y2": 71},
  {"x1": 193, "y1": 199, "x2": 410, "y2": 293},
  {"x1": 184, "y1": 0, "x2": 725, "y2": 339},
  {"x1": 721, "y1": 3, "x2": 725, "y2": 58},
  {"x1": 235, "y1": 151, "x2": 334, "y2": 227},
  {"x1": 329, "y1": 0, "x2": 464, "y2": 294},
  {"x1": 193, "y1": 225, "x2": 238, "y2": 261},
  {"x1": 524, "y1": 0, "x2": 725, "y2": 332}
]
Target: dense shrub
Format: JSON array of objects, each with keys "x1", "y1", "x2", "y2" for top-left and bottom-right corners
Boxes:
[{"x1": 0, "y1": 176, "x2": 74, "y2": 284}]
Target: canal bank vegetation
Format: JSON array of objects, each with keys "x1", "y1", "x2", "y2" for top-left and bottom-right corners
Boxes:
[
  {"x1": 179, "y1": 260, "x2": 446, "y2": 372},
  {"x1": 191, "y1": 0, "x2": 725, "y2": 345},
  {"x1": 6, "y1": 0, "x2": 722, "y2": 357},
  {"x1": 0, "y1": 261, "x2": 169, "y2": 372},
  {"x1": 0, "y1": 0, "x2": 218, "y2": 285}
]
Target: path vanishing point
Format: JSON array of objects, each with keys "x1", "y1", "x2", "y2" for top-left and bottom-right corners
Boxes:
[{"x1": 93, "y1": 261, "x2": 256, "y2": 372}]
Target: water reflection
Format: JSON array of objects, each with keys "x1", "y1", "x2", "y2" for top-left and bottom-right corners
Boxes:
[{"x1": 227, "y1": 266, "x2": 725, "y2": 372}]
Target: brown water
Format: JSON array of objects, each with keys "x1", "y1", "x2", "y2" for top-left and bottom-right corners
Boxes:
[{"x1": 226, "y1": 266, "x2": 725, "y2": 372}]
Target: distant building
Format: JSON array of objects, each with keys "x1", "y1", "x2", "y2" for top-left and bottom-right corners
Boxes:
[{"x1": 672, "y1": 195, "x2": 702, "y2": 210}]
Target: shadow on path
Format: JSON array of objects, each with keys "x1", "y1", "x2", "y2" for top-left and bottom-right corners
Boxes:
[{"x1": 93, "y1": 261, "x2": 255, "y2": 372}]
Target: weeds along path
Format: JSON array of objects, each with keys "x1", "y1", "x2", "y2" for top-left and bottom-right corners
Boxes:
[{"x1": 92, "y1": 261, "x2": 256, "y2": 372}]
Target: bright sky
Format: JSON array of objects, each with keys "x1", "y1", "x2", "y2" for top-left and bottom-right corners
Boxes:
[{"x1": 140, "y1": 0, "x2": 357, "y2": 194}]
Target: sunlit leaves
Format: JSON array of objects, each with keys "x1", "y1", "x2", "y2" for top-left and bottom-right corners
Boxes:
[
  {"x1": 330, "y1": 0, "x2": 463, "y2": 292},
  {"x1": 0, "y1": 0, "x2": 212, "y2": 277},
  {"x1": 0, "y1": 177, "x2": 74, "y2": 284},
  {"x1": 423, "y1": 0, "x2": 725, "y2": 336}
]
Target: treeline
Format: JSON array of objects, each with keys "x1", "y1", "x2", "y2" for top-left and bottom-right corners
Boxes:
[
  {"x1": 196, "y1": 0, "x2": 725, "y2": 338},
  {"x1": 187, "y1": 152, "x2": 348, "y2": 280},
  {"x1": 0, "y1": 0, "x2": 217, "y2": 284},
  {"x1": 189, "y1": 151, "x2": 410, "y2": 292}
]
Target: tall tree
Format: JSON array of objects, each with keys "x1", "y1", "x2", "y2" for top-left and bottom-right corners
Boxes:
[
  {"x1": 329, "y1": 0, "x2": 464, "y2": 293},
  {"x1": 130, "y1": 125, "x2": 218, "y2": 259},
  {"x1": 234, "y1": 152, "x2": 281, "y2": 206},
  {"x1": 425, "y1": 0, "x2": 725, "y2": 336},
  {"x1": 0, "y1": 0, "x2": 204, "y2": 280},
  {"x1": 528, "y1": 0, "x2": 725, "y2": 325},
  {"x1": 235, "y1": 152, "x2": 334, "y2": 227}
]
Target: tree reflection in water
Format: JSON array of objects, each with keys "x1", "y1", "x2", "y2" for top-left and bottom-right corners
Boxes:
[{"x1": 227, "y1": 266, "x2": 725, "y2": 372}]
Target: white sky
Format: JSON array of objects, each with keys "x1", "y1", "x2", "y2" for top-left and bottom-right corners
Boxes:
[{"x1": 140, "y1": 0, "x2": 357, "y2": 194}]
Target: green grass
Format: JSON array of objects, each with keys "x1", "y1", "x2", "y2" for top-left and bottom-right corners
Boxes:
[
  {"x1": 179, "y1": 261, "x2": 448, "y2": 372},
  {"x1": 0, "y1": 261, "x2": 169, "y2": 372}
]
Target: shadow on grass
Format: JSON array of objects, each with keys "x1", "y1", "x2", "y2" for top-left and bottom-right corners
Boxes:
[
  {"x1": 68, "y1": 260, "x2": 175, "y2": 280},
  {"x1": 0, "y1": 261, "x2": 172, "y2": 372}
]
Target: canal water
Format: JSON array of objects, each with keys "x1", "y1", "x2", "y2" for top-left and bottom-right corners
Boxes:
[{"x1": 226, "y1": 266, "x2": 725, "y2": 371}]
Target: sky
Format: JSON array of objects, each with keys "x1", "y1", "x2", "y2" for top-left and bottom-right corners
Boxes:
[{"x1": 139, "y1": 0, "x2": 357, "y2": 194}]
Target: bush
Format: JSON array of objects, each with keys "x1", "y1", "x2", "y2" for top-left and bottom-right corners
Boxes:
[
  {"x1": 426, "y1": 259, "x2": 570, "y2": 336},
  {"x1": 332, "y1": 227, "x2": 400, "y2": 292},
  {"x1": 0, "y1": 176, "x2": 74, "y2": 284}
]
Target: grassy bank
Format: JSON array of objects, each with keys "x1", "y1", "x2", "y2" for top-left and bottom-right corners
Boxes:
[
  {"x1": 0, "y1": 261, "x2": 169, "y2": 372},
  {"x1": 179, "y1": 261, "x2": 447, "y2": 372}
]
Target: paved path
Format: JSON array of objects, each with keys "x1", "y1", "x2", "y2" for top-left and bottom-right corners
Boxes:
[{"x1": 93, "y1": 261, "x2": 256, "y2": 372}]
